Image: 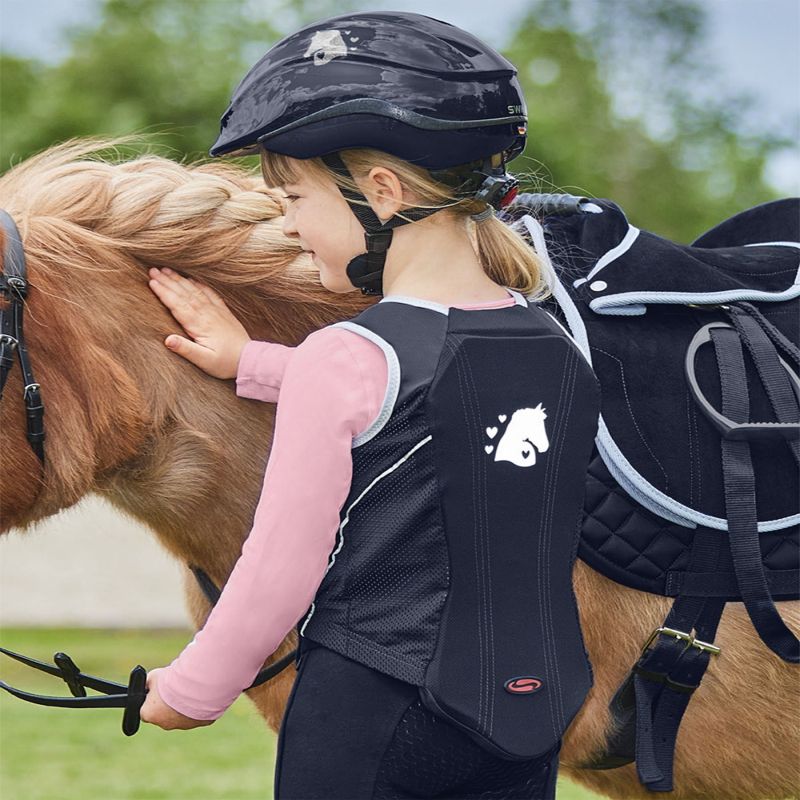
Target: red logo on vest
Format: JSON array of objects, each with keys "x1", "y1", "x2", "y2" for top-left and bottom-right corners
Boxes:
[{"x1": 504, "y1": 676, "x2": 543, "y2": 695}]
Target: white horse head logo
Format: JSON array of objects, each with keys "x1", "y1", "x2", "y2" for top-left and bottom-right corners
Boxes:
[
  {"x1": 486, "y1": 403, "x2": 549, "y2": 468},
  {"x1": 304, "y1": 29, "x2": 348, "y2": 66}
]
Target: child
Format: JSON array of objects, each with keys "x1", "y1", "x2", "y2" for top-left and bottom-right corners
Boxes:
[{"x1": 140, "y1": 11, "x2": 600, "y2": 799}]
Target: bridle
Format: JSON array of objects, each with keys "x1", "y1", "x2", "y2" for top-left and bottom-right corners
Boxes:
[
  {"x1": 0, "y1": 209, "x2": 296, "y2": 736},
  {"x1": 0, "y1": 210, "x2": 44, "y2": 460}
]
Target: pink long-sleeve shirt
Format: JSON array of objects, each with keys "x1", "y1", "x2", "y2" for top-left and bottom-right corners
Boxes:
[{"x1": 157, "y1": 289, "x2": 519, "y2": 720}]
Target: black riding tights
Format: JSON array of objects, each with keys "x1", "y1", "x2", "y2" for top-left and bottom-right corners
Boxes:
[{"x1": 274, "y1": 642, "x2": 561, "y2": 799}]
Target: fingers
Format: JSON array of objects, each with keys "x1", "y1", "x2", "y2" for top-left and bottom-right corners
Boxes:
[
  {"x1": 194, "y1": 280, "x2": 228, "y2": 310},
  {"x1": 148, "y1": 269, "x2": 217, "y2": 335},
  {"x1": 147, "y1": 267, "x2": 246, "y2": 379},
  {"x1": 148, "y1": 267, "x2": 199, "y2": 305},
  {"x1": 150, "y1": 267, "x2": 227, "y2": 309},
  {"x1": 163, "y1": 334, "x2": 214, "y2": 372}
]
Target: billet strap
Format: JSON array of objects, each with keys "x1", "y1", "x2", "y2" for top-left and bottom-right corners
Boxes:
[{"x1": 710, "y1": 323, "x2": 800, "y2": 662}]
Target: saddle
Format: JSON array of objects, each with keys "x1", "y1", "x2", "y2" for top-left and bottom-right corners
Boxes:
[{"x1": 503, "y1": 195, "x2": 800, "y2": 793}]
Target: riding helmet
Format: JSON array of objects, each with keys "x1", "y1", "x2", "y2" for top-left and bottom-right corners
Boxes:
[{"x1": 209, "y1": 11, "x2": 528, "y2": 295}]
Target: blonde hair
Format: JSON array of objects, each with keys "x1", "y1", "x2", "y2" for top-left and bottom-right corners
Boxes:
[{"x1": 260, "y1": 148, "x2": 553, "y2": 302}]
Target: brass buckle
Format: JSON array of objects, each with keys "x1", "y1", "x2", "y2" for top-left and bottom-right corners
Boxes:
[{"x1": 641, "y1": 626, "x2": 721, "y2": 658}]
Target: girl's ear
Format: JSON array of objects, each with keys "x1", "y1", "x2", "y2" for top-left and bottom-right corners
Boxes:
[{"x1": 362, "y1": 167, "x2": 406, "y2": 220}]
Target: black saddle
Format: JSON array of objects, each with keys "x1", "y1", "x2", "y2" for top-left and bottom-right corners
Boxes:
[{"x1": 503, "y1": 194, "x2": 799, "y2": 793}]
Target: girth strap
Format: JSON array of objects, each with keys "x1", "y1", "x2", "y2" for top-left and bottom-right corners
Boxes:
[{"x1": 583, "y1": 527, "x2": 726, "y2": 791}]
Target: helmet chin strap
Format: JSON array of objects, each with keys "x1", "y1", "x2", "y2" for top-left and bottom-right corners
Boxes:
[
  {"x1": 320, "y1": 152, "x2": 519, "y2": 296},
  {"x1": 321, "y1": 152, "x2": 442, "y2": 296}
]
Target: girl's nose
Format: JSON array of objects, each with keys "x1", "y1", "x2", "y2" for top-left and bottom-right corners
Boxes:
[{"x1": 282, "y1": 210, "x2": 298, "y2": 238}]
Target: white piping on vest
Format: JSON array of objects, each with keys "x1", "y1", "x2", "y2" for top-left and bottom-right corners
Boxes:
[
  {"x1": 377, "y1": 286, "x2": 528, "y2": 314},
  {"x1": 299, "y1": 433, "x2": 434, "y2": 637},
  {"x1": 331, "y1": 321, "x2": 400, "y2": 448}
]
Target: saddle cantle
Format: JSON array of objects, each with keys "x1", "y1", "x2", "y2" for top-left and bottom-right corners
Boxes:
[{"x1": 503, "y1": 195, "x2": 799, "y2": 793}]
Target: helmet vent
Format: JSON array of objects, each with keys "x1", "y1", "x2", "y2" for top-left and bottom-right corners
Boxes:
[{"x1": 439, "y1": 37, "x2": 481, "y2": 58}]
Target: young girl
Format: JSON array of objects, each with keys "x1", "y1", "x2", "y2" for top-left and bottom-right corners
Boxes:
[{"x1": 140, "y1": 11, "x2": 600, "y2": 799}]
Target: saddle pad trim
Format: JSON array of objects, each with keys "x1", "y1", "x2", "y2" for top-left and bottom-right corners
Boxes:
[
  {"x1": 588, "y1": 238, "x2": 800, "y2": 315},
  {"x1": 521, "y1": 212, "x2": 800, "y2": 533},
  {"x1": 562, "y1": 205, "x2": 800, "y2": 315},
  {"x1": 589, "y1": 275, "x2": 800, "y2": 316},
  {"x1": 572, "y1": 222, "x2": 641, "y2": 288}
]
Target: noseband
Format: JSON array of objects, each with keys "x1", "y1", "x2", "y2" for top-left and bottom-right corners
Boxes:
[{"x1": 0, "y1": 210, "x2": 295, "y2": 735}]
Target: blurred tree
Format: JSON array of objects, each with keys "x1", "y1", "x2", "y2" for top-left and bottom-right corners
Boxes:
[
  {"x1": 0, "y1": 0, "x2": 792, "y2": 240},
  {"x1": 507, "y1": 0, "x2": 792, "y2": 238},
  {"x1": 0, "y1": 0, "x2": 345, "y2": 165}
]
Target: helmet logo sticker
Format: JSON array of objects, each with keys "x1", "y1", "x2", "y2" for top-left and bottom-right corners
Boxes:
[
  {"x1": 305, "y1": 29, "x2": 352, "y2": 65},
  {"x1": 484, "y1": 404, "x2": 549, "y2": 467}
]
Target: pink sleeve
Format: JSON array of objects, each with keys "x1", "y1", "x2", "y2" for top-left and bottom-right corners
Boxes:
[
  {"x1": 157, "y1": 327, "x2": 388, "y2": 720},
  {"x1": 235, "y1": 339, "x2": 294, "y2": 403}
]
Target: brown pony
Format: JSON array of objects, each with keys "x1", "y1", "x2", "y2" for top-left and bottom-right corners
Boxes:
[{"x1": 1, "y1": 136, "x2": 797, "y2": 800}]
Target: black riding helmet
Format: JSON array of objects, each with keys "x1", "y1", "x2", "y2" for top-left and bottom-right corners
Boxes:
[{"x1": 209, "y1": 10, "x2": 528, "y2": 295}]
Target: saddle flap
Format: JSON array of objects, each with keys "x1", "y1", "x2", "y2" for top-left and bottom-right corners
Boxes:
[{"x1": 589, "y1": 304, "x2": 799, "y2": 523}]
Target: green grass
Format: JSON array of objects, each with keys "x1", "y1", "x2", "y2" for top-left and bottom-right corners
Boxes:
[
  {"x1": 0, "y1": 628, "x2": 602, "y2": 799},
  {"x1": 0, "y1": 628, "x2": 273, "y2": 799}
]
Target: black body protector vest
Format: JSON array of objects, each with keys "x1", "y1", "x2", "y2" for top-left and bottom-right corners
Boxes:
[{"x1": 296, "y1": 288, "x2": 601, "y2": 760}]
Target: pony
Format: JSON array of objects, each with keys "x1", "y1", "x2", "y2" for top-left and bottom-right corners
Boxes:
[{"x1": 1, "y1": 136, "x2": 797, "y2": 800}]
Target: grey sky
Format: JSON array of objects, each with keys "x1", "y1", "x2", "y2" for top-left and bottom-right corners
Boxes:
[{"x1": 1, "y1": 0, "x2": 798, "y2": 193}]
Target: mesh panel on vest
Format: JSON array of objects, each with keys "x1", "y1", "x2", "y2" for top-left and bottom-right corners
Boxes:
[
  {"x1": 373, "y1": 698, "x2": 560, "y2": 799},
  {"x1": 300, "y1": 390, "x2": 449, "y2": 685}
]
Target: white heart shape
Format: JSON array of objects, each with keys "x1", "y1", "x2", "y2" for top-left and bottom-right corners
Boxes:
[
  {"x1": 351, "y1": 35, "x2": 359, "y2": 41},
  {"x1": 486, "y1": 426, "x2": 498, "y2": 438},
  {"x1": 498, "y1": 414, "x2": 507, "y2": 422},
  {"x1": 485, "y1": 445, "x2": 494, "y2": 454}
]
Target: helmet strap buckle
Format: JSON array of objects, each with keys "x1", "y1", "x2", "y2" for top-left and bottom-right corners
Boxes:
[{"x1": 345, "y1": 229, "x2": 394, "y2": 296}]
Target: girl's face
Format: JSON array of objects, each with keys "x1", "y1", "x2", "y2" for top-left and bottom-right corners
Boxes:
[{"x1": 280, "y1": 167, "x2": 366, "y2": 294}]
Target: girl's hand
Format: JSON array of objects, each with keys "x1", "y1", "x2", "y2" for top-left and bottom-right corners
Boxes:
[
  {"x1": 139, "y1": 667, "x2": 216, "y2": 731},
  {"x1": 148, "y1": 267, "x2": 251, "y2": 380}
]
